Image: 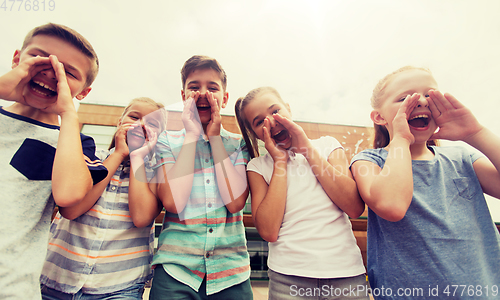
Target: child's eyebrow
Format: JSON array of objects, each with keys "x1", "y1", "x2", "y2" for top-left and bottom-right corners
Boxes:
[
  {"x1": 252, "y1": 104, "x2": 277, "y2": 125},
  {"x1": 186, "y1": 80, "x2": 221, "y2": 87},
  {"x1": 29, "y1": 47, "x2": 82, "y2": 77},
  {"x1": 29, "y1": 47, "x2": 50, "y2": 57}
]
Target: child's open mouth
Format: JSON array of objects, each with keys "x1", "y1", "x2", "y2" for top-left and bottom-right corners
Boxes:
[
  {"x1": 272, "y1": 129, "x2": 290, "y2": 144},
  {"x1": 29, "y1": 79, "x2": 57, "y2": 98},
  {"x1": 408, "y1": 114, "x2": 430, "y2": 129},
  {"x1": 196, "y1": 103, "x2": 211, "y2": 113}
]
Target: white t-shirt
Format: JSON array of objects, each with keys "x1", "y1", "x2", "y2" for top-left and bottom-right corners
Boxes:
[{"x1": 247, "y1": 136, "x2": 366, "y2": 278}]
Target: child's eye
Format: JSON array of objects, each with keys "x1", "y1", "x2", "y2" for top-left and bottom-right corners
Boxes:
[
  {"x1": 425, "y1": 94, "x2": 430, "y2": 98},
  {"x1": 189, "y1": 86, "x2": 199, "y2": 90},
  {"x1": 66, "y1": 71, "x2": 77, "y2": 79},
  {"x1": 148, "y1": 122, "x2": 159, "y2": 128},
  {"x1": 129, "y1": 116, "x2": 139, "y2": 120},
  {"x1": 255, "y1": 119, "x2": 263, "y2": 127},
  {"x1": 272, "y1": 109, "x2": 280, "y2": 114},
  {"x1": 397, "y1": 96, "x2": 407, "y2": 102},
  {"x1": 209, "y1": 87, "x2": 219, "y2": 91}
]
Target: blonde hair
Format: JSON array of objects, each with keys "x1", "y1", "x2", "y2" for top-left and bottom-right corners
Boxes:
[
  {"x1": 234, "y1": 87, "x2": 285, "y2": 159},
  {"x1": 109, "y1": 97, "x2": 166, "y2": 150},
  {"x1": 371, "y1": 66, "x2": 438, "y2": 148},
  {"x1": 22, "y1": 23, "x2": 99, "y2": 88}
]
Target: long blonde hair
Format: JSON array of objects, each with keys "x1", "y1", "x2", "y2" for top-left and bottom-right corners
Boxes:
[{"x1": 371, "y1": 66, "x2": 438, "y2": 148}]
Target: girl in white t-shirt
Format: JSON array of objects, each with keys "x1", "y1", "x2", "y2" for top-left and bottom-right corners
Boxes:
[{"x1": 235, "y1": 87, "x2": 369, "y2": 300}]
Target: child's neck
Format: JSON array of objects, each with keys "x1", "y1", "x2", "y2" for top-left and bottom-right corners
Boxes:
[
  {"x1": 409, "y1": 141, "x2": 434, "y2": 160},
  {"x1": 4, "y1": 103, "x2": 59, "y2": 125}
]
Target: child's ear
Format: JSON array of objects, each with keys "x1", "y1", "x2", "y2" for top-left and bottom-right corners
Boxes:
[
  {"x1": 221, "y1": 91, "x2": 229, "y2": 108},
  {"x1": 11, "y1": 50, "x2": 21, "y2": 68},
  {"x1": 370, "y1": 110, "x2": 387, "y2": 126},
  {"x1": 75, "y1": 87, "x2": 91, "y2": 101},
  {"x1": 181, "y1": 89, "x2": 186, "y2": 101}
]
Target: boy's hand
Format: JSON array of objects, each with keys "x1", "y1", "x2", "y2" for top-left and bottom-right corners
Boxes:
[
  {"x1": 263, "y1": 118, "x2": 289, "y2": 163},
  {"x1": 428, "y1": 89, "x2": 483, "y2": 142},
  {"x1": 206, "y1": 91, "x2": 222, "y2": 136},
  {"x1": 392, "y1": 93, "x2": 419, "y2": 145},
  {"x1": 0, "y1": 55, "x2": 51, "y2": 103},
  {"x1": 182, "y1": 92, "x2": 203, "y2": 138},
  {"x1": 40, "y1": 55, "x2": 76, "y2": 116},
  {"x1": 272, "y1": 113, "x2": 312, "y2": 157}
]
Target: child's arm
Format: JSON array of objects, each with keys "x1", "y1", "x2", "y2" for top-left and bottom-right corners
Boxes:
[
  {"x1": 0, "y1": 55, "x2": 50, "y2": 103},
  {"x1": 273, "y1": 114, "x2": 365, "y2": 218},
  {"x1": 48, "y1": 55, "x2": 93, "y2": 207},
  {"x1": 59, "y1": 125, "x2": 129, "y2": 220},
  {"x1": 249, "y1": 118, "x2": 288, "y2": 242},
  {"x1": 428, "y1": 90, "x2": 500, "y2": 199},
  {"x1": 206, "y1": 92, "x2": 249, "y2": 213},
  {"x1": 129, "y1": 124, "x2": 163, "y2": 227},
  {"x1": 156, "y1": 96, "x2": 201, "y2": 213},
  {"x1": 351, "y1": 94, "x2": 420, "y2": 221}
]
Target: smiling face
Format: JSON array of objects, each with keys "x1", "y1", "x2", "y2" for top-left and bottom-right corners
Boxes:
[
  {"x1": 12, "y1": 34, "x2": 92, "y2": 109},
  {"x1": 244, "y1": 91, "x2": 293, "y2": 149},
  {"x1": 181, "y1": 68, "x2": 228, "y2": 125},
  {"x1": 120, "y1": 101, "x2": 164, "y2": 151},
  {"x1": 373, "y1": 69, "x2": 439, "y2": 144}
]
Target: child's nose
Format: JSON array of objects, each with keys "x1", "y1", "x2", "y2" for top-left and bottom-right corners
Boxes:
[
  {"x1": 267, "y1": 115, "x2": 277, "y2": 127},
  {"x1": 417, "y1": 94, "x2": 429, "y2": 108},
  {"x1": 41, "y1": 67, "x2": 56, "y2": 80}
]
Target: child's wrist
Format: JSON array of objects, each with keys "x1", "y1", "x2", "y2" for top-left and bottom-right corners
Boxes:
[{"x1": 391, "y1": 136, "x2": 412, "y2": 147}]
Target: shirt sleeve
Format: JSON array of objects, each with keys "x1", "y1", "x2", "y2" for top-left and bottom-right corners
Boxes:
[
  {"x1": 350, "y1": 148, "x2": 387, "y2": 169},
  {"x1": 80, "y1": 134, "x2": 108, "y2": 185},
  {"x1": 314, "y1": 136, "x2": 343, "y2": 158},
  {"x1": 233, "y1": 138, "x2": 250, "y2": 167},
  {"x1": 153, "y1": 131, "x2": 175, "y2": 169}
]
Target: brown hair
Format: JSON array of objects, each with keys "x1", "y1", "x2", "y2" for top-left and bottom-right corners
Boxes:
[
  {"x1": 181, "y1": 55, "x2": 227, "y2": 91},
  {"x1": 21, "y1": 23, "x2": 99, "y2": 88},
  {"x1": 371, "y1": 66, "x2": 438, "y2": 148},
  {"x1": 109, "y1": 97, "x2": 166, "y2": 150},
  {"x1": 235, "y1": 87, "x2": 285, "y2": 159}
]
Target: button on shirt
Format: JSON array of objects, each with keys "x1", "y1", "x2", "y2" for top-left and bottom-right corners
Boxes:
[{"x1": 152, "y1": 128, "x2": 251, "y2": 295}]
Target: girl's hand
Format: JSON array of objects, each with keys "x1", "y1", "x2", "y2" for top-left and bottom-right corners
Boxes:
[
  {"x1": 428, "y1": 89, "x2": 483, "y2": 142},
  {"x1": 182, "y1": 92, "x2": 203, "y2": 138},
  {"x1": 272, "y1": 113, "x2": 312, "y2": 157},
  {"x1": 0, "y1": 55, "x2": 51, "y2": 103},
  {"x1": 392, "y1": 93, "x2": 419, "y2": 145},
  {"x1": 263, "y1": 118, "x2": 289, "y2": 163},
  {"x1": 129, "y1": 124, "x2": 158, "y2": 159},
  {"x1": 206, "y1": 91, "x2": 222, "y2": 136},
  {"x1": 114, "y1": 123, "x2": 131, "y2": 158}
]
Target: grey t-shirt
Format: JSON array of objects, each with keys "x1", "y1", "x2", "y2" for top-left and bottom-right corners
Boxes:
[{"x1": 0, "y1": 107, "x2": 107, "y2": 300}]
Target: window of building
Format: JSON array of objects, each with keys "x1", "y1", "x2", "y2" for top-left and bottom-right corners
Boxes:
[{"x1": 81, "y1": 124, "x2": 116, "y2": 150}]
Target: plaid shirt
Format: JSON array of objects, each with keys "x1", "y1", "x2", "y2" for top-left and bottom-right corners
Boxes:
[
  {"x1": 40, "y1": 149, "x2": 155, "y2": 294},
  {"x1": 152, "y1": 128, "x2": 250, "y2": 295}
]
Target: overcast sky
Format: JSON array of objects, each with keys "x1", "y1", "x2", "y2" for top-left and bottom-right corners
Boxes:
[{"x1": 1, "y1": 0, "x2": 500, "y2": 220}]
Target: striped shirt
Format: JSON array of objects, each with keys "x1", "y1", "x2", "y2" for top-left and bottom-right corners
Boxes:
[
  {"x1": 40, "y1": 149, "x2": 155, "y2": 294},
  {"x1": 152, "y1": 128, "x2": 250, "y2": 295}
]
